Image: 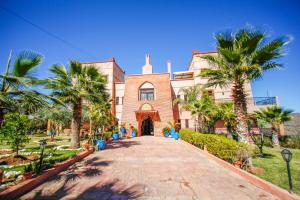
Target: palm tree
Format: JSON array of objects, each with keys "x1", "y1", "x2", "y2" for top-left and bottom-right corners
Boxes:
[
  {"x1": 255, "y1": 106, "x2": 293, "y2": 148},
  {"x1": 218, "y1": 102, "x2": 237, "y2": 138},
  {"x1": 190, "y1": 95, "x2": 218, "y2": 133},
  {"x1": 87, "y1": 100, "x2": 111, "y2": 133},
  {"x1": 173, "y1": 85, "x2": 202, "y2": 111},
  {"x1": 200, "y1": 27, "x2": 289, "y2": 143},
  {"x1": 0, "y1": 50, "x2": 48, "y2": 125},
  {"x1": 173, "y1": 86, "x2": 218, "y2": 133},
  {"x1": 46, "y1": 61, "x2": 109, "y2": 148}
]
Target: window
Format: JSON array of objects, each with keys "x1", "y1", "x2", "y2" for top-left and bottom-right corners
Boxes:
[
  {"x1": 116, "y1": 97, "x2": 119, "y2": 105},
  {"x1": 176, "y1": 94, "x2": 181, "y2": 99},
  {"x1": 140, "y1": 88, "x2": 154, "y2": 101},
  {"x1": 185, "y1": 119, "x2": 189, "y2": 128},
  {"x1": 184, "y1": 95, "x2": 187, "y2": 101},
  {"x1": 139, "y1": 82, "x2": 155, "y2": 101},
  {"x1": 116, "y1": 97, "x2": 123, "y2": 105}
]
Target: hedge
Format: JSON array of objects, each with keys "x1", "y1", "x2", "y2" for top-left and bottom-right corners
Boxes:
[{"x1": 180, "y1": 129, "x2": 255, "y2": 163}]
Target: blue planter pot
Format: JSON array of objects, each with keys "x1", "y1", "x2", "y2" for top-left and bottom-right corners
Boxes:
[
  {"x1": 120, "y1": 127, "x2": 126, "y2": 134},
  {"x1": 132, "y1": 131, "x2": 137, "y2": 137},
  {"x1": 173, "y1": 132, "x2": 180, "y2": 140},
  {"x1": 164, "y1": 132, "x2": 170, "y2": 137},
  {"x1": 170, "y1": 128, "x2": 176, "y2": 133},
  {"x1": 112, "y1": 133, "x2": 119, "y2": 140},
  {"x1": 96, "y1": 139, "x2": 106, "y2": 150}
]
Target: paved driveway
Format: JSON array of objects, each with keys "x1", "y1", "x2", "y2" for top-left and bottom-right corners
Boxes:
[{"x1": 21, "y1": 137, "x2": 278, "y2": 200}]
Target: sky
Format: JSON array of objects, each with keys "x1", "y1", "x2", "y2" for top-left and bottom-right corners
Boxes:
[{"x1": 0, "y1": 0, "x2": 299, "y2": 112}]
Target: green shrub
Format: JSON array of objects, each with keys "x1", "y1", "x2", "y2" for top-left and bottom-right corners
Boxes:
[
  {"x1": 95, "y1": 131, "x2": 112, "y2": 140},
  {"x1": 280, "y1": 135, "x2": 300, "y2": 149},
  {"x1": 180, "y1": 129, "x2": 254, "y2": 163},
  {"x1": 102, "y1": 131, "x2": 113, "y2": 140},
  {"x1": 162, "y1": 127, "x2": 170, "y2": 133},
  {"x1": 0, "y1": 113, "x2": 30, "y2": 155}
]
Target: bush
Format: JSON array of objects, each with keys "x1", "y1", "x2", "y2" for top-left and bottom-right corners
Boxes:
[
  {"x1": 280, "y1": 135, "x2": 300, "y2": 149},
  {"x1": 0, "y1": 113, "x2": 30, "y2": 155},
  {"x1": 95, "y1": 131, "x2": 112, "y2": 140},
  {"x1": 180, "y1": 129, "x2": 254, "y2": 163},
  {"x1": 162, "y1": 127, "x2": 170, "y2": 133}
]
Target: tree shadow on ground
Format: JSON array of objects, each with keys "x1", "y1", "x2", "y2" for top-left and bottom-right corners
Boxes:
[
  {"x1": 20, "y1": 157, "x2": 144, "y2": 200},
  {"x1": 107, "y1": 141, "x2": 141, "y2": 150},
  {"x1": 75, "y1": 179, "x2": 145, "y2": 200},
  {"x1": 262, "y1": 153, "x2": 275, "y2": 159}
]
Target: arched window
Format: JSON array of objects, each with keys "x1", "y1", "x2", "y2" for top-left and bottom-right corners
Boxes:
[{"x1": 139, "y1": 82, "x2": 155, "y2": 101}]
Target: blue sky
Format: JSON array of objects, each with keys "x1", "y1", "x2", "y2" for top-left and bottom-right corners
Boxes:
[{"x1": 0, "y1": 0, "x2": 299, "y2": 111}]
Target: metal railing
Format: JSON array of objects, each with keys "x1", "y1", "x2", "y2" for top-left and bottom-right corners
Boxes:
[{"x1": 214, "y1": 97, "x2": 277, "y2": 106}]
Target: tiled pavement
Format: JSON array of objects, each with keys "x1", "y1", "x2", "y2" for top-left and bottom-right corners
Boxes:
[{"x1": 20, "y1": 136, "x2": 278, "y2": 200}]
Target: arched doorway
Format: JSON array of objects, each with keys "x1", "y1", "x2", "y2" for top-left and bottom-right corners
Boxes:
[{"x1": 141, "y1": 116, "x2": 154, "y2": 136}]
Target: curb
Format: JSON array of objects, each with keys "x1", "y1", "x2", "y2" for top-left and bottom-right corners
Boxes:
[
  {"x1": 0, "y1": 148, "x2": 94, "y2": 200},
  {"x1": 179, "y1": 140, "x2": 300, "y2": 200}
]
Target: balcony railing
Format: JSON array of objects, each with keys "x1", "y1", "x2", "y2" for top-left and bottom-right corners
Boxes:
[
  {"x1": 253, "y1": 97, "x2": 277, "y2": 106},
  {"x1": 214, "y1": 97, "x2": 277, "y2": 106}
]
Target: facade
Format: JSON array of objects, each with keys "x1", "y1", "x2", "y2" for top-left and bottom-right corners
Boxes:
[{"x1": 83, "y1": 50, "x2": 278, "y2": 136}]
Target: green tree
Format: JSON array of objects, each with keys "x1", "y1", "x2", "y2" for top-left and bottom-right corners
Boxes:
[
  {"x1": 200, "y1": 27, "x2": 289, "y2": 143},
  {"x1": 29, "y1": 105, "x2": 72, "y2": 135},
  {"x1": 218, "y1": 102, "x2": 237, "y2": 138},
  {"x1": 0, "y1": 113, "x2": 30, "y2": 156},
  {"x1": 0, "y1": 50, "x2": 49, "y2": 125},
  {"x1": 191, "y1": 95, "x2": 218, "y2": 133},
  {"x1": 174, "y1": 86, "x2": 218, "y2": 133},
  {"x1": 45, "y1": 61, "x2": 108, "y2": 148},
  {"x1": 255, "y1": 106, "x2": 293, "y2": 148},
  {"x1": 87, "y1": 101, "x2": 112, "y2": 140}
]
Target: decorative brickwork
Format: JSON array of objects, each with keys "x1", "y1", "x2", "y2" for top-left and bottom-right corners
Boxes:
[{"x1": 121, "y1": 73, "x2": 176, "y2": 136}]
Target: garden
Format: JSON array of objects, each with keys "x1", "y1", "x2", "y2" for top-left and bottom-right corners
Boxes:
[
  {"x1": 0, "y1": 51, "x2": 115, "y2": 192},
  {"x1": 171, "y1": 28, "x2": 299, "y2": 195}
]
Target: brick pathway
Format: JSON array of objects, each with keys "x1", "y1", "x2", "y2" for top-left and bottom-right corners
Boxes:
[{"x1": 20, "y1": 137, "x2": 278, "y2": 200}]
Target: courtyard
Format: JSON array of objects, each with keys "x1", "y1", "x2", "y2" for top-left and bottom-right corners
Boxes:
[{"x1": 20, "y1": 137, "x2": 278, "y2": 200}]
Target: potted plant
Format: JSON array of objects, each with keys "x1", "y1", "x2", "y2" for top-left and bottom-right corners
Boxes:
[
  {"x1": 95, "y1": 131, "x2": 107, "y2": 151},
  {"x1": 120, "y1": 122, "x2": 126, "y2": 137},
  {"x1": 232, "y1": 161, "x2": 242, "y2": 168},
  {"x1": 173, "y1": 132, "x2": 180, "y2": 140},
  {"x1": 131, "y1": 126, "x2": 137, "y2": 137},
  {"x1": 168, "y1": 120, "x2": 181, "y2": 138},
  {"x1": 162, "y1": 127, "x2": 170, "y2": 137},
  {"x1": 83, "y1": 142, "x2": 91, "y2": 150},
  {"x1": 112, "y1": 127, "x2": 119, "y2": 140},
  {"x1": 24, "y1": 163, "x2": 33, "y2": 179}
]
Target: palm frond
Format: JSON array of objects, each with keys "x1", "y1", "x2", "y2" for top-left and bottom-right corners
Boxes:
[{"x1": 13, "y1": 51, "x2": 43, "y2": 77}]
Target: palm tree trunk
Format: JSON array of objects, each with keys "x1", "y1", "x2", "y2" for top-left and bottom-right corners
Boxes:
[
  {"x1": 232, "y1": 82, "x2": 249, "y2": 143},
  {"x1": 271, "y1": 126, "x2": 280, "y2": 148},
  {"x1": 226, "y1": 126, "x2": 233, "y2": 139},
  {"x1": 89, "y1": 117, "x2": 92, "y2": 135},
  {"x1": 71, "y1": 98, "x2": 82, "y2": 148},
  {"x1": 0, "y1": 108, "x2": 4, "y2": 126}
]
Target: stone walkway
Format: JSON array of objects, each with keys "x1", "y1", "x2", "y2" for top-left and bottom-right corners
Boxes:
[{"x1": 20, "y1": 137, "x2": 278, "y2": 200}]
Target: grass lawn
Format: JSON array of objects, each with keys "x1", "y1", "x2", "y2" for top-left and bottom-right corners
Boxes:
[
  {"x1": 0, "y1": 134, "x2": 87, "y2": 173},
  {"x1": 252, "y1": 147, "x2": 300, "y2": 195}
]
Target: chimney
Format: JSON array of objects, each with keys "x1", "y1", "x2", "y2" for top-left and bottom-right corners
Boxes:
[
  {"x1": 167, "y1": 60, "x2": 172, "y2": 80},
  {"x1": 142, "y1": 53, "x2": 153, "y2": 74}
]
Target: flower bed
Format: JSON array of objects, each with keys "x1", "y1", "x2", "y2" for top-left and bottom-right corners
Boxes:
[
  {"x1": 0, "y1": 145, "x2": 81, "y2": 191},
  {"x1": 179, "y1": 129, "x2": 255, "y2": 163}
]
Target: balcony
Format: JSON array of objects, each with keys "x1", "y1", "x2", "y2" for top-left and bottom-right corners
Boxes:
[
  {"x1": 214, "y1": 97, "x2": 278, "y2": 106},
  {"x1": 253, "y1": 97, "x2": 277, "y2": 106}
]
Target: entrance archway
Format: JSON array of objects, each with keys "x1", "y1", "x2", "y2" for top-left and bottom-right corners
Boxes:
[{"x1": 141, "y1": 116, "x2": 154, "y2": 136}]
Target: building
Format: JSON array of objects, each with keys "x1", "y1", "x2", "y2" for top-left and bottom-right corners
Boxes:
[{"x1": 82, "y1": 50, "x2": 278, "y2": 136}]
